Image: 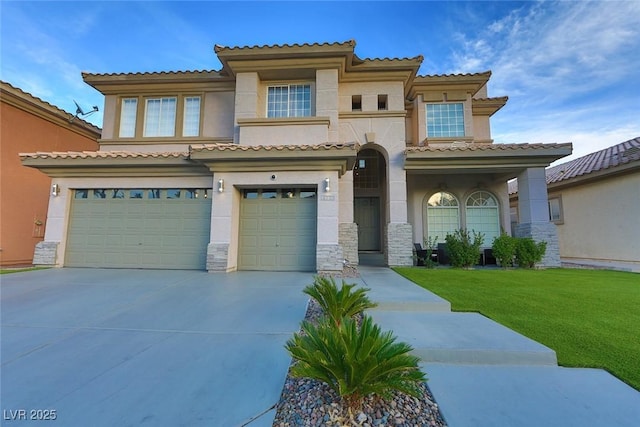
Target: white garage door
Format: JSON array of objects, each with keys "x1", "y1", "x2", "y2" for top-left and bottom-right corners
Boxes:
[
  {"x1": 66, "y1": 188, "x2": 211, "y2": 270},
  {"x1": 239, "y1": 188, "x2": 317, "y2": 271}
]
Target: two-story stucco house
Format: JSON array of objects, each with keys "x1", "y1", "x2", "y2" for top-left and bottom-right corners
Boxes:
[{"x1": 21, "y1": 41, "x2": 572, "y2": 273}]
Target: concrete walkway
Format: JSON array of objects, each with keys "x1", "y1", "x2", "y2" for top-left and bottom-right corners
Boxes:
[{"x1": 357, "y1": 266, "x2": 640, "y2": 427}]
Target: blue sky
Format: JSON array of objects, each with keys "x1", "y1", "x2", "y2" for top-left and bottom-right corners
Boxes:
[{"x1": 2, "y1": 1, "x2": 639, "y2": 163}]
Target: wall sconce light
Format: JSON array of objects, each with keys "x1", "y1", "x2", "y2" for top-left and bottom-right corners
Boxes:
[
  {"x1": 324, "y1": 178, "x2": 331, "y2": 192},
  {"x1": 218, "y1": 179, "x2": 224, "y2": 193},
  {"x1": 51, "y1": 184, "x2": 60, "y2": 197}
]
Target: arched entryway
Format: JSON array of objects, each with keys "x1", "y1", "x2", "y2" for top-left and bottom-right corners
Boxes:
[{"x1": 353, "y1": 148, "x2": 387, "y2": 258}]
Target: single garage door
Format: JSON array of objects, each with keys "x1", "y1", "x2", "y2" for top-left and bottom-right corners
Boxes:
[
  {"x1": 66, "y1": 188, "x2": 211, "y2": 269},
  {"x1": 239, "y1": 188, "x2": 317, "y2": 271}
]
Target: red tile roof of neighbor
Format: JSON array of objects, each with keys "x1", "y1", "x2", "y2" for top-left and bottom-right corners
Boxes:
[
  {"x1": 545, "y1": 137, "x2": 640, "y2": 183},
  {"x1": 509, "y1": 137, "x2": 640, "y2": 194}
]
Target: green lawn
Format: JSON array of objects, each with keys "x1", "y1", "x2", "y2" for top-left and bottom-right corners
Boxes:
[
  {"x1": 394, "y1": 267, "x2": 640, "y2": 391},
  {"x1": 0, "y1": 267, "x2": 49, "y2": 274}
]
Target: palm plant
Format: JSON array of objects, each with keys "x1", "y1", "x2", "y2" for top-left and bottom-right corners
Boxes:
[
  {"x1": 285, "y1": 315, "x2": 426, "y2": 410},
  {"x1": 303, "y1": 276, "x2": 377, "y2": 326}
]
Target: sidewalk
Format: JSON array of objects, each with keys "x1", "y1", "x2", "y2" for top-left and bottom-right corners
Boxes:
[{"x1": 356, "y1": 266, "x2": 640, "y2": 427}]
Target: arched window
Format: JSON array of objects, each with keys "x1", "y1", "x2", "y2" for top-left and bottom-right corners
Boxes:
[
  {"x1": 425, "y1": 192, "x2": 460, "y2": 245},
  {"x1": 466, "y1": 191, "x2": 500, "y2": 245}
]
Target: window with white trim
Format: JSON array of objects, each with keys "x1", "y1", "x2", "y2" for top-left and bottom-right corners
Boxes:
[
  {"x1": 144, "y1": 97, "x2": 177, "y2": 137},
  {"x1": 119, "y1": 98, "x2": 138, "y2": 138},
  {"x1": 267, "y1": 84, "x2": 311, "y2": 118},
  {"x1": 425, "y1": 191, "x2": 460, "y2": 244},
  {"x1": 426, "y1": 103, "x2": 465, "y2": 137},
  {"x1": 466, "y1": 191, "x2": 500, "y2": 244},
  {"x1": 182, "y1": 96, "x2": 201, "y2": 137},
  {"x1": 548, "y1": 196, "x2": 563, "y2": 223}
]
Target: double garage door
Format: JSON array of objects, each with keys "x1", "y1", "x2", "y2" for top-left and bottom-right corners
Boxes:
[
  {"x1": 66, "y1": 188, "x2": 211, "y2": 270},
  {"x1": 239, "y1": 188, "x2": 317, "y2": 271}
]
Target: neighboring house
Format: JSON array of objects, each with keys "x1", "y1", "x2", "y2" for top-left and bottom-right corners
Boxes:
[
  {"x1": 20, "y1": 41, "x2": 571, "y2": 273},
  {"x1": 510, "y1": 137, "x2": 640, "y2": 272},
  {"x1": 0, "y1": 81, "x2": 100, "y2": 267}
]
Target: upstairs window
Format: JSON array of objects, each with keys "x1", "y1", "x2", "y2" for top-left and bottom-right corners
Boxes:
[
  {"x1": 267, "y1": 84, "x2": 311, "y2": 118},
  {"x1": 426, "y1": 103, "x2": 464, "y2": 137},
  {"x1": 119, "y1": 98, "x2": 138, "y2": 138},
  {"x1": 378, "y1": 94, "x2": 388, "y2": 111},
  {"x1": 144, "y1": 97, "x2": 176, "y2": 137},
  {"x1": 182, "y1": 96, "x2": 201, "y2": 137}
]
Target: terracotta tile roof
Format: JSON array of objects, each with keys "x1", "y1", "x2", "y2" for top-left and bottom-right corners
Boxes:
[
  {"x1": 81, "y1": 69, "x2": 222, "y2": 79},
  {"x1": 190, "y1": 143, "x2": 358, "y2": 153},
  {"x1": 1, "y1": 80, "x2": 102, "y2": 134},
  {"x1": 417, "y1": 71, "x2": 492, "y2": 79},
  {"x1": 19, "y1": 151, "x2": 188, "y2": 160},
  {"x1": 406, "y1": 142, "x2": 571, "y2": 153},
  {"x1": 214, "y1": 40, "x2": 356, "y2": 53},
  {"x1": 546, "y1": 137, "x2": 640, "y2": 184}
]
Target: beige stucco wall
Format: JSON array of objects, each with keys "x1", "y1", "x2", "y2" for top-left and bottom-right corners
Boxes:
[
  {"x1": 203, "y1": 91, "x2": 234, "y2": 138},
  {"x1": 553, "y1": 172, "x2": 640, "y2": 264},
  {"x1": 101, "y1": 95, "x2": 117, "y2": 140},
  {"x1": 406, "y1": 173, "x2": 509, "y2": 247},
  {"x1": 238, "y1": 120, "x2": 330, "y2": 146},
  {"x1": 45, "y1": 176, "x2": 213, "y2": 266},
  {"x1": 338, "y1": 81, "x2": 404, "y2": 112}
]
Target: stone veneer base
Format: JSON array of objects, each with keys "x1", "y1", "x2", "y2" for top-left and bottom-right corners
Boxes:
[
  {"x1": 206, "y1": 243, "x2": 229, "y2": 272},
  {"x1": 33, "y1": 241, "x2": 58, "y2": 266},
  {"x1": 515, "y1": 222, "x2": 561, "y2": 267},
  {"x1": 338, "y1": 223, "x2": 359, "y2": 265},
  {"x1": 385, "y1": 223, "x2": 414, "y2": 267}
]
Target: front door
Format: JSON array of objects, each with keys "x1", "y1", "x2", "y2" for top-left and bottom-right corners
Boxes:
[{"x1": 354, "y1": 197, "x2": 380, "y2": 251}]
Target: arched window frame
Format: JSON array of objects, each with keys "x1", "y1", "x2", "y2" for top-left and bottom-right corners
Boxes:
[
  {"x1": 465, "y1": 190, "x2": 500, "y2": 246},
  {"x1": 424, "y1": 191, "x2": 460, "y2": 247}
]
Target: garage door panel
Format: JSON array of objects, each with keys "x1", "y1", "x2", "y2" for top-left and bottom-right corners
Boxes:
[
  {"x1": 66, "y1": 188, "x2": 211, "y2": 270},
  {"x1": 239, "y1": 188, "x2": 317, "y2": 271}
]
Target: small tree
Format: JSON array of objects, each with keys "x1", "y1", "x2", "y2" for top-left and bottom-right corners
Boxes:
[
  {"x1": 445, "y1": 229, "x2": 484, "y2": 268},
  {"x1": 515, "y1": 238, "x2": 547, "y2": 268},
  {"x1": 303, "y1": 276, "x2": 377, "y2": 326},
  {"x1": 492, "y1": 233, "x2": 517, "y2": 267}
]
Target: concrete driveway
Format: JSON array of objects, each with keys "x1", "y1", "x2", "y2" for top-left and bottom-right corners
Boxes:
[{"x1": 1, "y1": 268, "x2": 312, "y2": 427}]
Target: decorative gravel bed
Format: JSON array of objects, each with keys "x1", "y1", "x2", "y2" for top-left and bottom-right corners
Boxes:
[{"x1": 272, "y1": 299, "x2": 448, "y2": 427}]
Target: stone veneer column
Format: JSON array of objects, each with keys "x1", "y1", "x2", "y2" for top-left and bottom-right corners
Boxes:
[
  {"x1": 516, "y1": 167, "x2": 561, "y2": 267},
  {"x1": 206, "y1": 243, "x2": 229, "y2": 272},
  {"x1": 316, "y1": 244, "x2": 344, "y2": 274},
  {"x1": 33, "y1": 241, "x2": 58, "y2": 266},
  {"x1": 339, "y1": 222, "x2": 359, "y2": 265},
  {"x1": 385, "y1": 223, "x2": 413, "y2": 266}
]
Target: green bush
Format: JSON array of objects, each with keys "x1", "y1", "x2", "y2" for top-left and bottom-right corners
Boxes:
[
  {"x1": 491, "y1": 233, "x2": 517, "y2": 267},
  {"x1": 445, "y1": 229, "x2": 484, "y2": 268},
  {"x1": 303, "y1": 276, "x2": 377, "y2": 326},
  {"x1": 285, "y1": 315, "x2": 426, "y2": 410},
  {"x1": 515, "y1": 238, "x2": 547, "y2": 268}
]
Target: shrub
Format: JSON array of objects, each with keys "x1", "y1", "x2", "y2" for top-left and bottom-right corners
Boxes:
[
  {"x1": 303, "y1": 276, "x2": 377, "y2": 326},
  {"x1": 492, "y1": 233, "x2": 517, "y2": 267},
  {"x1": 515, "y1": 238, "x2": 547, "y2": 268},
  {"x1": 285, "y1": 315, "x2": 426, "y2": 410},
  {"x1": 445, "y1": 229, "x2": 484, "y2": 268}
]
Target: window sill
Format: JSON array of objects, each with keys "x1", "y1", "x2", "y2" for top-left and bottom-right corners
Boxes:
[{"x1": 237, "y1": 116, "x2": 330, "y2": 127}]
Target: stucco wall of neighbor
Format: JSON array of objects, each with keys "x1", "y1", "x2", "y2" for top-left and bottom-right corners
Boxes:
[
  {"x1": 209, "y1": 170, "x2": 340, "y2": 272},
  {"x1": 40, "y1": 176, "x2": 212, "y2": 267},
  {"x1": 406, "y1": 173, "x2": 508, "y2": 247},
  {"x1": 0, "y1": 103, "x2": 98, "y2": 267},
  {"x1": 554, "y1": 173, "x2": 640, "y2": 264}
]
